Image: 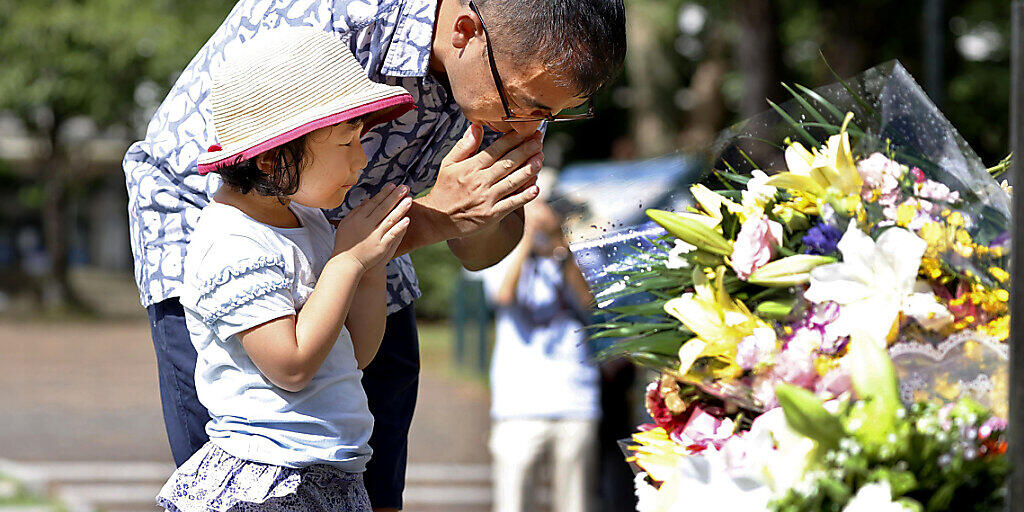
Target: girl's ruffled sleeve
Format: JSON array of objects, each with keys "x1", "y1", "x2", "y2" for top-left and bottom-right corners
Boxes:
[{"x1": 190, "y1": 237, "x2": 295, "y2": 341}]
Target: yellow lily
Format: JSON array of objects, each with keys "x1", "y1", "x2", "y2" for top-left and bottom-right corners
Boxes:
[
  {"x1": 629, "y1": 428, "x2": 689, "y2": 512},
  {"x1": 629, "y1": 427, "x2": 685, "y2": 483},
  {"x1": 690, "y1": 183, "x2": 744, "y2": 222},
  {"x1": 664, "y1": 267, "x2": 766, "y2": 380},
  {"x1": 767, "y1": 112, "x2": 863, "y2": 200}
]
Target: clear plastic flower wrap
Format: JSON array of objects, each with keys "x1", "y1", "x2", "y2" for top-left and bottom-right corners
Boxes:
[{"x1": 560, "y1": 61, "x2": 1012, "y2": 511}]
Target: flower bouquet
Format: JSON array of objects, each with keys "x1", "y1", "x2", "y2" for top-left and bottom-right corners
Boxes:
[{"x1": 581, "y1": 61, "x2": 1011, "y2": 511}]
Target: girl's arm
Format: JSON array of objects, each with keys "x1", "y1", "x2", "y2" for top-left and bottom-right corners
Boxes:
[
  {"x1": 344, "y1": 263, "x2": 387, "y2": 369},
  {"x1": 237, "y1": 257, "x2": 365, "y2": 392},
  {"x1": 238, "y1": 185, "x2": 411, "y2": 392}
]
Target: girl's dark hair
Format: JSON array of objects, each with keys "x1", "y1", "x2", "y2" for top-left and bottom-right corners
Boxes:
[
  {"x1": 212, "y1": 116, "x2": 375, "y2": 202},
  {"x1": 214, "y1": 135, "x2": 308, "y2": 202}
]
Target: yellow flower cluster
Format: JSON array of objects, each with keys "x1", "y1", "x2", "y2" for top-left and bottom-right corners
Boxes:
[
  {"x1": 766, "y1": 113, "x2": 865, "y2": 217},
  {"x1": 664, "y1": 266, "x2": 770, "y2": 381},
  {"x1": 903, "y1": 204, "x2": 1009, "y2": 338},
  {"x1": 976, "y1": 314, "x2": 1009, "y2": 342}
]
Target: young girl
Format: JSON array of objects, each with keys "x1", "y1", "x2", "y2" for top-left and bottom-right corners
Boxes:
[{"x1": 156, "y1": 28, "x2": 415, "y2": 512}]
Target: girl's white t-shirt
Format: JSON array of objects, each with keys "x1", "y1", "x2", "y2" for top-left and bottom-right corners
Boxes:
[{"x1": 179, "y1": 201, "x2": 372, "y2": 472}]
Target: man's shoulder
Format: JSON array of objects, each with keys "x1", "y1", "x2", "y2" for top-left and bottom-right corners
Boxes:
[{"x1": 332, "y1": 0, "x2": 405, "y2": 28}]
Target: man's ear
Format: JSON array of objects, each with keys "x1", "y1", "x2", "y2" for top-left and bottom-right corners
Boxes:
[{"x1": 450, "y1": 12, "x2": 480, "y2": 50}]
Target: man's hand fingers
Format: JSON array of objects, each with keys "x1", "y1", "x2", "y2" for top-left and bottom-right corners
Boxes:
[
  {"x1": 492, "y1": 185, "x2": 540, "y2": 218},
  {"x1": 472, "y1": 130, "x2": 541, "y2": 169},
  {"x1": 490, "y1": 156, "x2": 542, "y2": 199},
  {"x1": 484, "y1": 139, "x2": 543, "y2": 184},
  {"x1": 440, "y1": 124, "x2": 484, "y2": 167}
]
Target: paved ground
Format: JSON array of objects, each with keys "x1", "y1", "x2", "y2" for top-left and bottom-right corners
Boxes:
[
  {"x1": 0, "y1": 315, "x2": 496, "y2": 511},
  {"x1": 0, "y1": 317, "x2": 491, "y2": 464}
]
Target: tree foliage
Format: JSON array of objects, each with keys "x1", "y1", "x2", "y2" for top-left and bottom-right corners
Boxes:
[{"x1": 0, "y1": 0, "x2": 235, "y2": 310}]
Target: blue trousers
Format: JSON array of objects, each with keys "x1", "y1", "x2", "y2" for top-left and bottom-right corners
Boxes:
[{"x1": 148, "y1": 299, "x2": 420, "y2": 510}]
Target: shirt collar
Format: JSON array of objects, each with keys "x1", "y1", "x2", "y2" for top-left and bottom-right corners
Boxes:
[{"x1": 379, "y1": 0, "x2": 438, "y2": 78}]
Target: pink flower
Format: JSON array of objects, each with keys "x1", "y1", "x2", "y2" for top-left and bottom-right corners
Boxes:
[
  {"x1": 752, "y1": 375, "x2": 779, "y2": 409},
  {"x1": 857, "y1": 153, "x2": 903, "y2": 196},
  {"x1": 914, "y1": 179, "x2": 961, "y2": 203},
  {"x1": 979, "y1": 417, "x2": 1007, "y2": 439},
  {"x1": 671, "y1": 405, "x2": 736, "y2": 450},
  {"x1": 815, "y1": 366, "x2": 852, "y2": 397},
  {"x1": 736, "y1": 328, "x2": 777, "y2": 370},
  {"x1": 773, "y1": 341, "x2": 818, "y2": 389},
  {"x1": 730, "y1": 215, "x2": 783, "y2": 279}
]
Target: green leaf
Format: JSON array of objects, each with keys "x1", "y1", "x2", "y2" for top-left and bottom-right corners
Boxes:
[
  {"x1": 782, "y1": 82, "x2": 830, "y2": 126},
  {"x1": 605, "y1": 300, "x2": 670, "y2": 317},
  {"x1": 767, "y1": 98, "x2": 819, "y2": 147},
  {"x1": 847, "y1": 333, "x2": 901, "y2": 448},
  {"x1": 820, "y1": 54, "x2": 877, "y2": 117},
  {"x1": 795, "y1": 83, "x2": 845, "y2": 122},
  {"x1": 587, "y1": 323, "x2": 677, "y2": 340},
  {"x1": 818, "y1": 477, "x2": 852, "y2": 504},
  {"x1": 775, "y1": 383, "x2": 845, "y2": 450},
  {"x1": 595, "y1": 331, "x2": 686, "y2": 360},
  {"x1": 755, "y1": 298, "x2": 797, "y2": 319},
  {"x1": 872, "y1": 468, "x2": 917, "y2": 496},
  {"x1": 629, "y1": 352, "x2": 681, "y2": 371},
  {"x1": 926, "y1": 482, "x2": 957, "y2": 511}
]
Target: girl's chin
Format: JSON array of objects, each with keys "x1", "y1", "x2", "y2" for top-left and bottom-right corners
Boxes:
[{"x1": 291, "y1": 189, "x2": 350, "y2": 211}]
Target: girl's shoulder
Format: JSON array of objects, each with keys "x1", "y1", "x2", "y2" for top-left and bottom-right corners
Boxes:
[
  {"x1": 181, "y1": 203, "x2": 296, "y2": 319},
  {"x1": 187, "y1": 203, "x2": 295, "y2": 262}
]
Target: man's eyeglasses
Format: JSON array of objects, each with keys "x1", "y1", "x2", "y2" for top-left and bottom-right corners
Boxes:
[{"x1": 468, "y1": 0, "x2": 594, "y2": 123}]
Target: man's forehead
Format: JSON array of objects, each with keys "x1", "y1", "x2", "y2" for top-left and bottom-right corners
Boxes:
[{"x1": 508, "y1": 66, "x2": 587, "y2": 110}]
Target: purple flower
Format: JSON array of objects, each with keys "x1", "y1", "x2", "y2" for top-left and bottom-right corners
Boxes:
[
  {"x1": 802, "y1": 223, "x2": 843, "y2": 255},
  {"x1": 991, "y1": 231, "x2": 1010, "y2": 251}
]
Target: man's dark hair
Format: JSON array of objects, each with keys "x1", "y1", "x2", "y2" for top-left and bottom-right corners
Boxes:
[
  {"x1": 213, "y1": 136, "x2": 308, "y2": 202},
  {"x1": 472, "y1": 0, "x2": 627, "y2": 98}
]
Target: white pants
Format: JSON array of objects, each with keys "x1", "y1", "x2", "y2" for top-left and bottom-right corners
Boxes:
[{"x1": 488, "y1": 418, "x2": 598, "y2": 512}]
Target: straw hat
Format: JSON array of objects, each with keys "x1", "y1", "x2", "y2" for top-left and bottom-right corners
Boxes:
[{"x1": 197, "y1": 28, "x2": 415, "y2": 174}]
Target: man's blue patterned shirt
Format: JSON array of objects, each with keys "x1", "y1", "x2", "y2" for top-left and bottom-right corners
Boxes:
[{"x1": 124, "y1": 0, "x2": 475, "y2": 314}]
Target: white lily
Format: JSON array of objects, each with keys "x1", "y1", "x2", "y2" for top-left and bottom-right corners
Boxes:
[
  {"x1": 743, "y1": 407, "x2": 816, "y2": 494},
  {"x1": 804, "y1": 221, "x2": 953, "y2": 347},
  {"x1": 741, "y1": 170, "x2": 778, "y2": 217}
]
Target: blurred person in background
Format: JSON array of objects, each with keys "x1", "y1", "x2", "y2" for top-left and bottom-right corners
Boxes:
[{"x1": 480, "y1": 185, "x2": 600, "y2": 512}]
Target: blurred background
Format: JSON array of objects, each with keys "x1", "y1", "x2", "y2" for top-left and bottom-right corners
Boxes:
[{"x1": 0, "y1": 1, "x2": 1011, "y2": 511}]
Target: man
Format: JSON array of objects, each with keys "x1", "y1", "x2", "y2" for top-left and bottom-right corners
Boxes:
[{"x1": 123, "y1": 0, "x2": 626, "y2": 510}]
